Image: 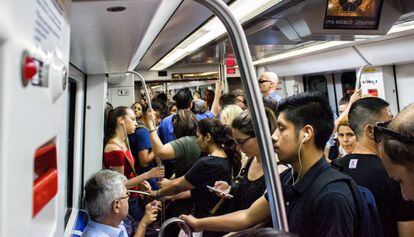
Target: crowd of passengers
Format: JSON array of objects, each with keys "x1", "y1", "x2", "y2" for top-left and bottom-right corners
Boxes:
[{"x1": 81, "y1": 71, "x2": 414, "y2": 237}]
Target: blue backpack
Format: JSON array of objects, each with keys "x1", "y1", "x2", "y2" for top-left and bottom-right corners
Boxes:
[{"x1": 305, "y1": 167, "x2": 383, "y2": 237}]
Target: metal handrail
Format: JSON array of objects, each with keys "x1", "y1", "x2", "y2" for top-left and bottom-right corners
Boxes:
[
  {"x1": 193, "y1": 0, "x2": 288, "y2": 231},
  {"x1": 158, "y1": 217, "x2": 193, "y2": 237}
]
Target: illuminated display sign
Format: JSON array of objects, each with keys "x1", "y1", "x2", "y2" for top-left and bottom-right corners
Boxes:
[
  {"x1": 227, "y1": 68, "x2": 236, "y2": 74},
  {"x1": 324, "y1": 0, "x2": 383, "y2": 30}
]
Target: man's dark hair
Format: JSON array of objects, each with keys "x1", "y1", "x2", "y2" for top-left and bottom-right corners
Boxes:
[
  {"x1": 277, "y1": 92, "x2": 334, "y2": 150},
  {"x1": 348, "y1": 97, "x2": 389, "y2": 138},
  {"x1": 219, "y1": 93, "x2": 237, "y2": 108},
  {"x1": 173, "y1": 88, "x2": 193, "y2": 109},
  {"x1": 156, "y1": 93, "x2": 168, "y2": 103},
  {"x1": 151, "y1": 99, "x2": 168, "y2": 119}
]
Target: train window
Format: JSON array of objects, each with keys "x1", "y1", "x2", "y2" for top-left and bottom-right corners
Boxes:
[
  {"x1": 64, "y1": 79, "x2": 77, "y2": 226},
  {"x1": 303, "y1": 74, "x2": 329, "y2": 100},
  {"x1": 340, "y1": 71, "x2": 356, "y2": 95}
]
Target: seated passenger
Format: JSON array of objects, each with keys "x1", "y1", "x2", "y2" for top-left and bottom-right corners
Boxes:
[
  {"x1": 332, "y1": 97, "x2": 414, "y2": 237},
  {"x1": 376, "y1": 104, "x2": 414, "y2": 202},
  {"x1": 181, "y1": 92, "x2": 359, "y2": 237},
  {"x1": 82, "y1": 170, "x2": 160, "y2": 237},
  {"x1": 103, "y1": 106, "x2": 164, "y2": 224},
  {"x1": 150, "y1": 118, "x2": 241, "y2": 237}
]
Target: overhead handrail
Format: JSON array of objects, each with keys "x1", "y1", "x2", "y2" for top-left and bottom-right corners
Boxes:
[{"x1": 193, "y1": 0, "x2": 288, "y2": 231}]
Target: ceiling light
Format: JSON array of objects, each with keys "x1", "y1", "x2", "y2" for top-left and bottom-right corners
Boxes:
[
  {"x1": 151, "y1": 0, "x2": 283, "y2": 71},
  {"x1": 252, "y1": 41, "x2": 351, "y2": 65}
]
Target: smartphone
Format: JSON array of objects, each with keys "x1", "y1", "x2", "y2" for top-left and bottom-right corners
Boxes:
[{"x1": 206, "y1": 185, "x2": 233, "y2": 198}]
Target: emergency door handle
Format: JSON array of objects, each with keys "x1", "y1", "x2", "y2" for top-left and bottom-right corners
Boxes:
[{"x1": 33, "y1": 143, "x2": 58, "y2": 217}]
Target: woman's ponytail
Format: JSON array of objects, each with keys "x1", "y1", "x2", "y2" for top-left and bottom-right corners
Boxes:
[
  {"x1": 198, "y1": 118, "x2": 241, "y2": 176},
  {"x1": 103, "y1": 106, "x2": 128, "y2": 145}
]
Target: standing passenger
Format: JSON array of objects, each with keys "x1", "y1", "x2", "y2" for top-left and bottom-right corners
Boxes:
[
  {"x1": 181, "y1": 92, "x2": 358, "y2": 237},
  {"x1": 376, "y1": 104, "x2": 414, "y2": 202},
  {"x1": 258, "y1": 72, "x2": 282, "y2": 102},
  {"x1": 151, "y1": 118, "x2": 241, "y2": 237},
  {"x1": 333, "y1": 97, "x2": 414, "y2": 237},
  {"x1": 103, "y1": 106, "x2": 164, "y2": 224}
]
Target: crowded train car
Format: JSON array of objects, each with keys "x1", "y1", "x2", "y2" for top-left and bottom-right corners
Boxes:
[{"x1": 1, "y1": 0, "x2": 414, "y2": 236}]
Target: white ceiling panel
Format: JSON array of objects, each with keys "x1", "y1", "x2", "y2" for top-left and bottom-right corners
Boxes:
[{"x1": 70, "y1": 0, "x2": 180, "y2": 74}]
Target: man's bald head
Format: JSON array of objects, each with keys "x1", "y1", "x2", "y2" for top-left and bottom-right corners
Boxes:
[{"x1": 383, "y1": 103, "x2": 414, "y2": 167}]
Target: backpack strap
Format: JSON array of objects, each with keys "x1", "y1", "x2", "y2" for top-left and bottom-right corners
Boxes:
[{"x1": 304, "y1": 167, "x2": 363, "y2": 237}]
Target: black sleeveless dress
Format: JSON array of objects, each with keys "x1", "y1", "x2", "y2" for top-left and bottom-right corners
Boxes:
[{"x1": 227, "y1": 157, "x2": 267, "y2": 212}]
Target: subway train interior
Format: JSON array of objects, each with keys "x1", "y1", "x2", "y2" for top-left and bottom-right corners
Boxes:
[{"x1": 1, "y1": 0, "x2": 414, "y2": 236}]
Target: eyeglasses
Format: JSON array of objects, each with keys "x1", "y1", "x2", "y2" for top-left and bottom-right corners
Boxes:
[
  {"x1": 374, "y1": 121, "x2": 414, "y2": 144},
  {"x1": 235, "y1": 136, "x2": 253, "y2": 147},
  {"x1": 258, "y1": 79, "x2": 272, "y2": 84},
  {"x1": 115, "y1": 191, "x2": 130, "y2": 201}
]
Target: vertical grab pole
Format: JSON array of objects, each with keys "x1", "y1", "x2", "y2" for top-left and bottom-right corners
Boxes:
[
  {"x1": 193, "y1": 0, "x2": 288, "y2": 231},
  {"x1": 126, "y1": 70, "x2": 166, "y2": 224}
]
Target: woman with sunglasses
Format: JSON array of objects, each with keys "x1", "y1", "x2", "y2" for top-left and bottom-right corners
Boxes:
[
  {"x1": 103, "y1": 106, "x2": 165, "y2": 225},
  {"x1": 375, "y1": 104, "x2": 414, "y2": 202}
]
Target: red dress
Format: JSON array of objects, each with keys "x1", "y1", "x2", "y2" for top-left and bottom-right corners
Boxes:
[{"x1": 103, "y1": 149, "x2": 139, "y2": 198}]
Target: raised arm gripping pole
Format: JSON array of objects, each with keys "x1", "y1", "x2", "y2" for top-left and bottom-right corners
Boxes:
[{"x1": 193, "y1": 0, "x2": 288, "y2": 231}]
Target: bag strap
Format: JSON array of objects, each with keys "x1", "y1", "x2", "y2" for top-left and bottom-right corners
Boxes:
[
  {"x1": 209, "y1": 157, "x2": 255, "y2": 216},
  {"x1": 107, "y1": 141, "x2": 137, "y2": 176},
  {"x1": 304, "y1": 167, "x2": 362, "y2": 237}
]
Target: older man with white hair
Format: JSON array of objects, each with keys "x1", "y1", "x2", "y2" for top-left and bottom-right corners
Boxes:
[
  {"x1": 82, "y1": 170, "x2": 159, "y2": 237},
  {"x1": 259, "y1": 72, "x2": 282, "y2": 102}
]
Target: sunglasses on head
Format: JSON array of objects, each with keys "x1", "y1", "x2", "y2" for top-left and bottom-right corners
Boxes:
[{"x1": 373, "y1": 120, "x2": 414, "y2": 144}]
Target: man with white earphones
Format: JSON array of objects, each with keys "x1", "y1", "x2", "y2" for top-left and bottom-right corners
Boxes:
[{"x1": 181, "y1": 92, "x2": 359, "y2": 237}]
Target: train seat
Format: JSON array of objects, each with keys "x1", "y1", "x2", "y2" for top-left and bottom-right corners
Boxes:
[{"x1": 71, "y1": 209, "x2": 89, "y2": 237}]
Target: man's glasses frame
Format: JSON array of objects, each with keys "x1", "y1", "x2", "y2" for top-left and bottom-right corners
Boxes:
[
  {"x1": 374, "y1": 121, "x2": 414, "y2": 144},
  {"x1": 115, "y1": 191, "x2": 130, "y2": 201}
]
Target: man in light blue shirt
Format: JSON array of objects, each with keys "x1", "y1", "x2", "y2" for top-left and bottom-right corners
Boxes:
[
  {"x1": 82, "y1": 170, "x2": 159, "y2": 237},
  {"x1": 259, "y1": 72, "x2": 282, "y2": 103}
]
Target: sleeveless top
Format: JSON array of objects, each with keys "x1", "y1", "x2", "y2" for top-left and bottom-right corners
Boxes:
[
  {"x1": 103, "y1": 144, "x2": 139, "y2": 198},
  {"x1": 228, "y1": 157, "x2": 266, "y2": 211}
]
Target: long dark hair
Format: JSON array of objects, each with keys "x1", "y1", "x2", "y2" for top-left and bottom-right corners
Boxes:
[
  {"x1": 198, "y1": 118, "x2": 241, "y2": 176},
  {"x1": 104, "y1": 106, "x2": 129, "y2": 145},
  {"x1": 173, "y1": 110, "x2": 198, "y2": 138}
]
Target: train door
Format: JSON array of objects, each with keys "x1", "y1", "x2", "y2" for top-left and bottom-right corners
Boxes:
[
  {"x1": 63, "y1": 66, "x2": 86, "y2": 236},
  {"x1": 0, "y1": 0, "x2": 72, "y2": 236}
]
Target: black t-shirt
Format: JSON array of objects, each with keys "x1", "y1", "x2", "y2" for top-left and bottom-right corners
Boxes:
[
  {"x1": 184, "y1": 155, "x2": 232, "y2": 218},
  {"x1": 265, "y1": 158, "x2": 357, "y2": 237},
  {"x1": 332, "y1": 154, "x2": 414, "y2": 237}
]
